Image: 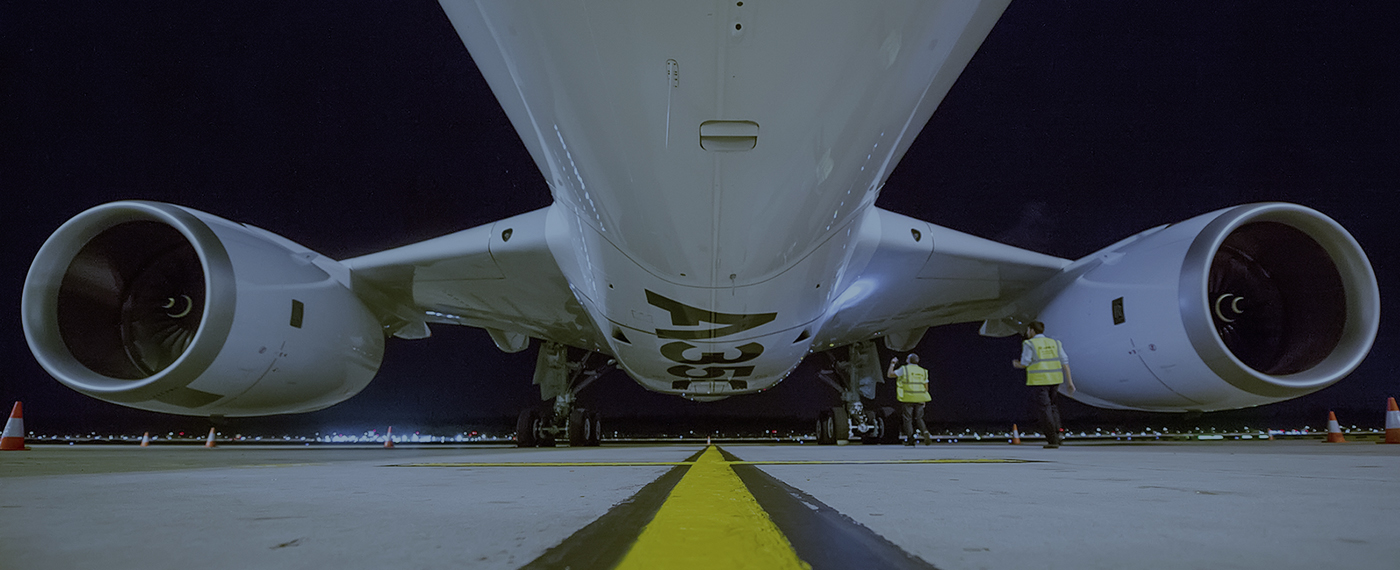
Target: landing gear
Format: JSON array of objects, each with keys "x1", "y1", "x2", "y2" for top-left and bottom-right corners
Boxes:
[
  {"x1": 876, "y1": 406, "x2": 900, "y2": 445},
  {"x1": 815, "y1": 406, "x2": 851, "y2": 445},
  {"x1": 813, "y1": 340, "x2": 892, "y2": 445},
  {"x1": 516, "y1": 408, "x2": 554, "y2": 447},
  {"x1": 516, "y1": 342, "x2": 613, "y2": 448},
  {"x1": 567, "y1": 408, "x2": 602, "y2": 447},
  {"x1": 855, "y1": 406, "x2": 900, "y2": 445}
]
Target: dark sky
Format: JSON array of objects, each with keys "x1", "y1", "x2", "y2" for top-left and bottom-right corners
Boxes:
[{"x1": 2, "y1": 2, "x2": 1396, "y2": 433}]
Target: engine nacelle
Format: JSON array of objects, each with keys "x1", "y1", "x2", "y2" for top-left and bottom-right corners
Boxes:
[
  {"x1": 1038, "y1": 203, "x2": 1378, "y2": 412},
  {"x1": 22, "y1": 201, "x2": 385, "y2": 416}
]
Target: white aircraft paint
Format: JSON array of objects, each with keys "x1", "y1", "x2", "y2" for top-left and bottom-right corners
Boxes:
[
  {"x1": 21, "y1": 1, "x2": 1380, "y2": 415},
  {"x1": 427, "y1": 0, "x2": 1023, "y2": 397}
]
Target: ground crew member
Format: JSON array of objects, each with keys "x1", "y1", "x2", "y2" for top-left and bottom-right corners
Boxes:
[
  {"x1": 887, "y1": 354, "x2": 933, "y2": 446},
  {"x1": 1011, "y1": 321, "x2": 1075, "y2": 448}
]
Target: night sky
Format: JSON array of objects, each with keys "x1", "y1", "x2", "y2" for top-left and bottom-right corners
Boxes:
[{"x1": 3, "y1": 2, "x2": 1396, "y2": 434}]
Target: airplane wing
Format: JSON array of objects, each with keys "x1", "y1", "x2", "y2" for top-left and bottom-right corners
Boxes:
[
  {"x1": 817, "y1": 207, "x2": 1070, "y2": 351},
  {"x1": 343, "y1": 206, "x2": 605, "y2": 353}
]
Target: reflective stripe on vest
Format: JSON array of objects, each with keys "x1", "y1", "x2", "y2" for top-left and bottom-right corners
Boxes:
[
  {"x1": 1025, "y1": 337, "x2": 1064, "y2": 386},
  {"x1": 897, "y1": 365, "x2": 931, "y2": 403}
]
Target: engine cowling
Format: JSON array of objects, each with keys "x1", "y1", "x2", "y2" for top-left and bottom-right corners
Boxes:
[
  {"x1": 1037, "y1": 202, "x2": 1378, "y2": 412},
  {"x1": 22, "y1": 201, "x2": 385, "y2": 416}
]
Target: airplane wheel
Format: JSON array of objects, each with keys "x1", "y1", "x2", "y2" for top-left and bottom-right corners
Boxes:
[
  {"x1": 587, "y1": 411, "x2": 603, "y2": 446},
  {"x1": 831, "y1": 406, "x2": 850, "y2": 442},
  {"x1": 568, "y1": 409, "x2": 588, "y2": 447},
  {"x1": 816, "y1": 409, "x2": 834, "y2": 445},
  {"x1": 516, "y1": 409, "x2": 539, "y2": 448},
  {"x1": 879, "y1": 407, "x2": 901, "y2": 444}
]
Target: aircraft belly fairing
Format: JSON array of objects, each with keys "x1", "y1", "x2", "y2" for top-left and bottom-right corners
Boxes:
[{"x1": 436, "y1": 0, "x2": 1015, "y2": 398}]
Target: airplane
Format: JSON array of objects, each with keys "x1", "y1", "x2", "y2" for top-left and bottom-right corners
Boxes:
[{"x1": 20, "y1": 1, "x2": 1380, "y2": 446}]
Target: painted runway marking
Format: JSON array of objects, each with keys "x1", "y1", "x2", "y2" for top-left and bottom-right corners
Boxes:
[
  {"x1": 614, "y1": 445, "x2": 809, "y2": 570},
  {"x1": 400, "y1": 448, "x2": 1035, "y2": 568},
  {"x1": 722, "y1": 448, "x2": 939, "y2": 570},
  {"x1": 389, "y1": 458, "x2": 1030, "y2": 468},
  {"x1": 522, "y1": 449, "x2": 702, "y2": 569},
  {"x1": 504, "y1": 447, "x2": 1032, "y2": 568}
]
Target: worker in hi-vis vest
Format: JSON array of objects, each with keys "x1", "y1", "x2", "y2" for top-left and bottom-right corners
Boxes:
[
  {"x1": 887, "y1": 353, "x2": 934, "y2": 446},
  {"x1": 1011, "y1": 321, "x2": 1076, "y2": 448}
]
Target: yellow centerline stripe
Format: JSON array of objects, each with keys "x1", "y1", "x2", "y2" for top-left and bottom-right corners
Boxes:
[
  {"x1": 614, "y1": 446, "x2": 811, "y2": 570},
  {"x1": 390, "y1": 458, "x2": 1027, "y2": 468}
]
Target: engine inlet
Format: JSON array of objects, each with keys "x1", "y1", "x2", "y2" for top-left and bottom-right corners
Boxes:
[
  {"x1": 1208, "y1": 222, "x2": 1345, "y2": 375},
  {"x1": 57, "y1": 221, "x2": 206, "y2": 379}
]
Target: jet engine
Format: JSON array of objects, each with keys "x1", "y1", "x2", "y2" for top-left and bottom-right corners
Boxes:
[
  {"x1": 1036, "y1": 203, "x2": 1378, "y2": 412},
  {"x1": 22, "y1": 201, "x2": 385, "y2": 416}
]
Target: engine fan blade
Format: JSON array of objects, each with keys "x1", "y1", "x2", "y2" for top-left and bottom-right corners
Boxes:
[
  {"x1": 1208, "y1": 243, "x2": 1286, "y2": 373},
  {"x1": 120, "y1": 243, "x2": 205, "y2": 375}
]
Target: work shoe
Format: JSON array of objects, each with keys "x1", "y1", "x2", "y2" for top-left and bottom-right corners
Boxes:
[
  {"x1": 903, "y1": 441, "x2": 915, "y2": 447},
  {"x1": 1043, "y1": 444, "x2": 1059, "y2": 449}
]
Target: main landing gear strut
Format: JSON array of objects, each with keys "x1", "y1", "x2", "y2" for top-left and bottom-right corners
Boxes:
[
  {"x1": 814, "y1": 340, "x2": 900, "y2": 445},
  {"x1": 516, "y1": 341, "x2": 613, "y2": 448}
]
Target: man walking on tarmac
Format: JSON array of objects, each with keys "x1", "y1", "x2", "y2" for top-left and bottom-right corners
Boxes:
[
  {"x1": 887, "y1": 354, "x2": 933, "y2": 446},
  {"x1": 1011, "y1": 321, "x2": 1075, "y2": 448}
]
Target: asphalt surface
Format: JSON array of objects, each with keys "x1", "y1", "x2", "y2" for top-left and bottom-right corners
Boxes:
[{"x1": 1, "y1": 440, "x2": 1396, "y2": 569}]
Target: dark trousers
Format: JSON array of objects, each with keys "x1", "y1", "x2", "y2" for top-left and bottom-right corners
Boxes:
[
  {"x1": 902, "y1": 402, "x2": 929, "y2": 442},
  {"x1": 1031, "y1": 385, "x2": 1063, "y2": 444}
]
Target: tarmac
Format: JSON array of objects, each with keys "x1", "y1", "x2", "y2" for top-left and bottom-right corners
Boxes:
[{"x1": 1, "y1": 440, "x2": 1396, "y2": 569}]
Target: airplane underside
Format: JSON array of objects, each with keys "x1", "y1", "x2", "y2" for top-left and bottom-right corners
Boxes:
[{"x1": 20, "y1": 1, "x2": 1380, "y2": 447}]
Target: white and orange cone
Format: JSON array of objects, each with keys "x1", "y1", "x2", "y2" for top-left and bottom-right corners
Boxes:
[
  {"x1": 140, "y1": 432, "x2": 151, "y2": 447},
  {"x1": 384, "y1": 426, "x2": 395, "y2": 449},
  {"x1": 1010, "y1": 424, "x2": 1021, "y2": 445},
  {"x1": 1, "y1": 402, "x2": 26, "y2": 451},
  {"x1": 204, "y1": 427, "x2": 217, "y2": 448},
  {"x1": 1384, "y1": 397, "x2": 1399, "y2": 445},
  {"x1": 1324, "y1": 411, "x2": 1346, "y2": 443}
]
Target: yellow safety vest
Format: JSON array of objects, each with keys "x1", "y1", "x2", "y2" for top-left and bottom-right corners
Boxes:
[
  {"x1": 1025, "y1": 337, "x2": 1065, "y2": 386},
  {"x1": 897, "y1": 364, "x2": 931, "y2": 403}
]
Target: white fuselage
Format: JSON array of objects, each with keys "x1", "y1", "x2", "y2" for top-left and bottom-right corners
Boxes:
[{"x1": 439, "y1": 1, "x2": 1009, "y2": 398}]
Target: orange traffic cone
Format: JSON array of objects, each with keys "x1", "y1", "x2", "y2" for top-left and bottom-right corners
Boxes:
[
  {"x1": 1, "y1": 402, "x2": 26, "y2": 451},
  {"x1": 140, "y1": 432, "x2": 151, "y2": 447},
  {"x1": 1324, "y1": 411, "x2": 1346, "y2": 443},
  {"x1": 1384, "y1": 397, "x2": 1399, "y2": 444},
  {"x1": 1010, "y1": 424, "x2": 1021, "y2": 445},
  {"x1": 204, "y1": 427, "x2": 217, "y2": 448},
  {"x1": 384, "y1": 426, "x2": 395, "y2": 449}
]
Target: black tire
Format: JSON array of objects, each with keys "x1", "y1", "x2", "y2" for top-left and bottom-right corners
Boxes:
[
  {"x1": 587, "y1": 411, "x2": 602, "y2": 446},
  {"x1": 568, "y1": 409, "x2": 587, "y2": 447},
  {"x1": 831, "y1": 406, "x2": 850, "y2": 442},
  {"x1": 516, "y1": 409, "x2": 539, "y2": 448},
  {"x1": 879, "y1": 407, "x2": 901, "y2": 444},
  {"x1": 816, "y1": 409, "x2": 834, "y2": 445}
]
